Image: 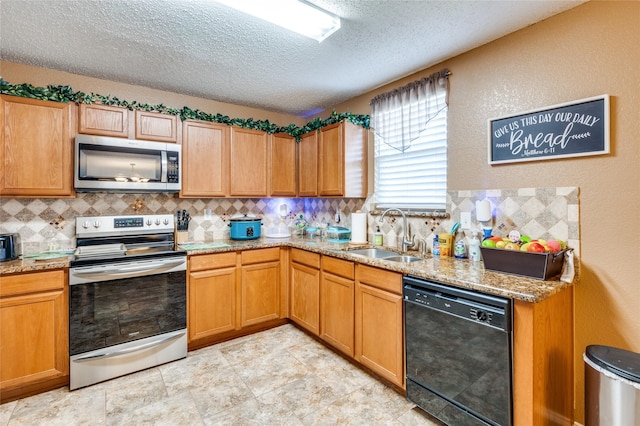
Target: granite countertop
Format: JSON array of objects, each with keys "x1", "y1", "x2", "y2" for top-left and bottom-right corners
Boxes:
[{"x1": 0, "y1": 236, "x2": 575, "y2": 303}]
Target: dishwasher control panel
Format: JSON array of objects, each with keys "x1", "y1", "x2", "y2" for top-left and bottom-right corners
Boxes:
[{"x1": 403, "y1": 276, "x2": 511, "y2": 331}]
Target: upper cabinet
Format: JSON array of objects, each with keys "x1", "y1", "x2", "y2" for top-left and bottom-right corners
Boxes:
[
  {"x1": 181, "y1": 120, "x2": 229, "y2": 198},
  {"x1": 78, "y1": 103, "x2": 129, "y2": 137},
  {"x1": 229, "y1": 127, "x2": 269, "y2": 197},
  {"x1": 135, "y1": 110, "x2": 178, "y2": 142},
  {"x1": 78, "y1": 104, "x2": 178, "y2": 143},
  {"x1": 297, "y1": 130, "x2": 318, "y2": 197},
  {"x1": 270, "y1": 133, "x2": 297, "y2": 197},
  {"x1": 0, "y1": 95, "x2": 75, "y2": 198},
  {"x1": 319, "y1": 120, "x2": 367, "y2": 197}
]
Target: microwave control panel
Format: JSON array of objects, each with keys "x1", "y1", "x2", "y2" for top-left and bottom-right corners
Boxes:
[{"x1": 167, "y1": 153, "x2": 180, "y2": 183}]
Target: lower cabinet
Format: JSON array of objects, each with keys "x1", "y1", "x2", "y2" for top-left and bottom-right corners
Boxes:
[
  {"x1": 289, "y1": 249, "x2": 320, "y2": 335},
  {"x1": 187, "y1": 248, "x2": 283, "y2": 348},
  {"x1": 0, "y1": 269, "x2": 68, "y2": 403},
  {"x1": 320, "y1": 256, "x2": 355, "y2": 357},
  {"x1": 240, "y1": 248, "x2": 281, "y2": 327},
  {"x1": 355, "y1": 264, "x2": 405, "y2": 389}
]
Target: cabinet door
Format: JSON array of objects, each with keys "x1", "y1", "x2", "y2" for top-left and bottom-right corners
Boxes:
[
  {"x1": 321, "y1": 271, "x2": 354, "y2": 356},
  {"x1": 229, "y1": 127, "x2": 269, "y2": 196},
  {"x1": 188, "y1": 266, "x2": 237, "y2": 341},
  {"x1": 297, "y1": 131, "x2": 318, "y2": 197},
  {"x1": 355, "y1": 265, "x2": 404, "y2": 388},
  {"x1": 135, "y1": 110, "x2": 178, "y2": 143},
  {"x1": 318, "y1": 122, "x2": 343, "y2": 196},
  {"x1": 0, "y1": 270, "x2": 68, "y2": 398},
  {"x1": 78, "y1": 103, "x2": 129, "y2": 137},
  {"x1": 1, "y1": 96, "x2": 74, "y2": 197},
  {"x1": 241, "y1": 261, "x2": 280, "y2": 327},
  {"x1": 270, "y1": 133, "x2": 297, "y2": 196},
  {"x1": 181, "y1": 120, "x2": 229, "y2": 197},
  {"x1": 290, "y1": 261, "x2": 320, "y2": 335}
]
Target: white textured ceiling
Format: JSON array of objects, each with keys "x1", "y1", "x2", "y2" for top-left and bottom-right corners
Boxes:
[{"x1": 1, "y1": 0, "x2": 584, "y2": 117}]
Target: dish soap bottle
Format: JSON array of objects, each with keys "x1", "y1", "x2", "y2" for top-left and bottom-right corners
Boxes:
[
  {"x1": 432, "y1": 235, "x2": 440, "y2": 257},
  {"x1": 469, "y1": 230, "x2": 481, "y2": 262},
  {"x1": 374, "y1": 226, "x2": 383, "y2": 246},
  {"x1": 454, "y1": 230, "x2": 468, "y2": 259}
]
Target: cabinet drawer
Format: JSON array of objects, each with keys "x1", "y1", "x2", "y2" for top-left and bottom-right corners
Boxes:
[
  {"x1": 291, "y1": 248, "x2": 320, "y2": 269},
  {"x1": 322, "y1": 256, "x2": 354, "y2": 280},
  {"x1": 0, "y1": 270, "x2": 65, "y2": 297},
  {"x1": 190, "y1": 252, "x2": 237, "y2": 271},
  {"x1": 241, "y1": 247, "x2": 280, "y2": 265},
  {"x1": 356, "y1": 264, "x2": 402, "y2": 295}
]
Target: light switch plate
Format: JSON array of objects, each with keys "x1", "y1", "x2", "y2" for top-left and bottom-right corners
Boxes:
[
  {"x1": 204, "y1": 208, "x2": 212, "y2": 220},
  {"x1": 460, "y1": 212, "x2": 472, "y2": 229}
]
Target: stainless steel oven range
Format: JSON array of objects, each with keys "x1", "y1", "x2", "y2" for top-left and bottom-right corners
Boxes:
[
  {"x1": 403, "y1": 276, "x2": 513, "y2": 426},
  {"x1": 69, "y1": 214, "x2": 187, "y2": 390}
]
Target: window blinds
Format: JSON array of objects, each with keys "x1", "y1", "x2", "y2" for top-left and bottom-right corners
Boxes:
[{"x1": 374, "y1": 90, "x2": 448, "y2": 210}]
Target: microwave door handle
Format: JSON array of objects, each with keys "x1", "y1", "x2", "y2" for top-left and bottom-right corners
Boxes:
[{"x1": 161, "y1": 150, "x2": 168, "y2": 183}]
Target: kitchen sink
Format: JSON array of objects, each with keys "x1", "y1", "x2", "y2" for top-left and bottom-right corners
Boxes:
[
  {"x1": 383, "y1": 255, "x2": 423, "y2": 263},
  {"x1": 347, "y1": 248, "x2": 399, "y2": 258}
]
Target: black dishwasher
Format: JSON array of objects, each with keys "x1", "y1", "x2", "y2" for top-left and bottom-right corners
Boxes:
[{"x1": 403, "y1": 276, "x2": 513, "y2": 426}]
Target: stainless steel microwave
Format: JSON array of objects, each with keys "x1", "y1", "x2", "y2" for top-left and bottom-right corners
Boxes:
[{"x1": 74, "y1": 134, "x2": 181, "y2": 192}]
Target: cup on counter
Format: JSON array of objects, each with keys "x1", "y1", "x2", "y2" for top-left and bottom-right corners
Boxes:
[{"x1": 439, "y1": 233, "x2": 452, "y2": 257}]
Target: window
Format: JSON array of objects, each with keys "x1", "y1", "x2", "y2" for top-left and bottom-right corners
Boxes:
[{"x1": 371, "y1": 71, "x2": 449, "y2": 210}]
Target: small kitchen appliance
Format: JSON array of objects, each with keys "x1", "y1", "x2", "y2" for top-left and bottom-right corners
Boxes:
[
  {"x1": 229, "y1": 214, "x2": 262, "y2": 240},
  {"x1": 69, "y1": 214, "x2": 187, "y2": 390},
  {"x1": 74, "y1": 134, "x2": 181, "y2": 192},
  {"x1": 0, "y1": 233, "x2": 20, "y2": 261}
]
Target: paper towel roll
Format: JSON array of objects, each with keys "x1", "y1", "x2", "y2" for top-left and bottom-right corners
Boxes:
[{"x1": 351, "y1": 211, "x2": 367, "y2": 243}]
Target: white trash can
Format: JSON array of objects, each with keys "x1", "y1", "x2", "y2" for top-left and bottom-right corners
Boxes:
[{"x1": 584, "y1": 345, "x2": 640, "y2": 426}]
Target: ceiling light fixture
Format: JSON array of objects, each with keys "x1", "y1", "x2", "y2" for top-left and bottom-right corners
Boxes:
[{"x1": 215, "y1": 0, "x2": 340, "y2": 42}]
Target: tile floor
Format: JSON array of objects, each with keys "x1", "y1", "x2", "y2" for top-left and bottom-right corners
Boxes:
[{"x1": 0, "y1": 324, "x2": 444, "y2": 425}]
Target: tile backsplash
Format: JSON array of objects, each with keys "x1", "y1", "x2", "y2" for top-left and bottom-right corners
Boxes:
[
  {"x1": 0, "y1": 186, "x2": 578, "y2": 256},
  {"x1": 0, "y1": 193, "x2": 364, "y2": 254}
]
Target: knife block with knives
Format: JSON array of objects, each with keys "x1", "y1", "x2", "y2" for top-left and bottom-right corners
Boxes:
[{"x1": 175, "y1": 209, "x2": 191, "y2": 244}]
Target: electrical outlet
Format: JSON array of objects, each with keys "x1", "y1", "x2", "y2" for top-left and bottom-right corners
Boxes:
[
  {"x1": 460, "y1": 212, "x2": 472, "y2": 229},
  {"x1": 204, "y1": 208, "x2": 212, "y2": 220}
]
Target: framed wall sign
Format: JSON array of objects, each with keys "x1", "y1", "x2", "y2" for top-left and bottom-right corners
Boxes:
[{"x1": 488, "y1": 94, "x2": 610, "y2": 165}]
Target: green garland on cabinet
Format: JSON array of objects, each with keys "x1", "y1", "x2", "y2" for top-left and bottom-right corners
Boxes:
[{"x1": 0, "y1": 78, "x2": 369, "y2": 141}]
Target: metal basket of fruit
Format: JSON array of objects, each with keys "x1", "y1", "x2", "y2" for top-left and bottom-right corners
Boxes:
[{"x1": 480, "y1": 232, "x2": 569, "y2": 280}]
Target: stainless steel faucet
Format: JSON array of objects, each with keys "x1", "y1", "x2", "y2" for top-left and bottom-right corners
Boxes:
[{"x1": 380, "y1": 208, "x2": 415, "y2": 253}]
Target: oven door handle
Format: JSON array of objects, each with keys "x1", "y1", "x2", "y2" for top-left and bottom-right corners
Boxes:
[
  {"x1": 71, "y1": 259, "x2": 185, "y2": 277},
  {"x1": 73, "y1": 331, "x2": 185, "y2": 362}
]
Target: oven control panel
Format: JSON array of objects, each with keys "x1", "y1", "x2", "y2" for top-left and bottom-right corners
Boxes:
[{"x1": 76, "y1": 214, "x2": 175, "y2": 237}]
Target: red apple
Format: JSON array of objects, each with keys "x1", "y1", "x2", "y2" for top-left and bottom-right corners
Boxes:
[{"x1": 527, "y1": 242, "x2": 546, "y2": 253}]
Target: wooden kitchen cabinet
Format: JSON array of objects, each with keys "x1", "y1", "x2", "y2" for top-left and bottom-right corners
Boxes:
[
  {"x1": 240, "y1": 248, "x2": 281, "y2": 327},
  {"x1": 188, "y1": 251, "x2": 238, "y2": 343},
  {"x1": 181, "y1": 120, "x2": 230, "y2": 197},
  {"x1": 289, "y1": 248, "x2": 320, "y2": 335},
  {"x1": 318, "y1": 120, "x2": 367, "y2": 197},
  {"x1": 1, "y1": 95, "x2": 75, "y2": 197},
  {"x1": 229, "y1": 127, "x2": 269, "y2": 196},
  {"x1": 297, "y1": 130, "x2": 318, "y2": 197},
  {"x1": 355, "y1": 264, "x2": 404, "y2": 388},
  {"x1": 320, "y1": 256, "x2": 355, "y2": 356},
  {"x1": 79, "y1": 104, "x2": 178, "y2": 142},
  {"x1": 270, "y1": 132, "x2": 297, "y2": 197},
  {"x1": 135, "y1": 110, "x2": 178, "y2": 143},
  {"x1": 512, "y1": 287, "x2": 574, "y2": 426},
  {"x1": 78, "y1": 103, "x2": 129, "y2": 137},
  {"x1": 188, "y1": 248, "x2": 285, "y2": 349},
  {"x1": 0, "y1": 269, "x2": 69, "y2": 403}
]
